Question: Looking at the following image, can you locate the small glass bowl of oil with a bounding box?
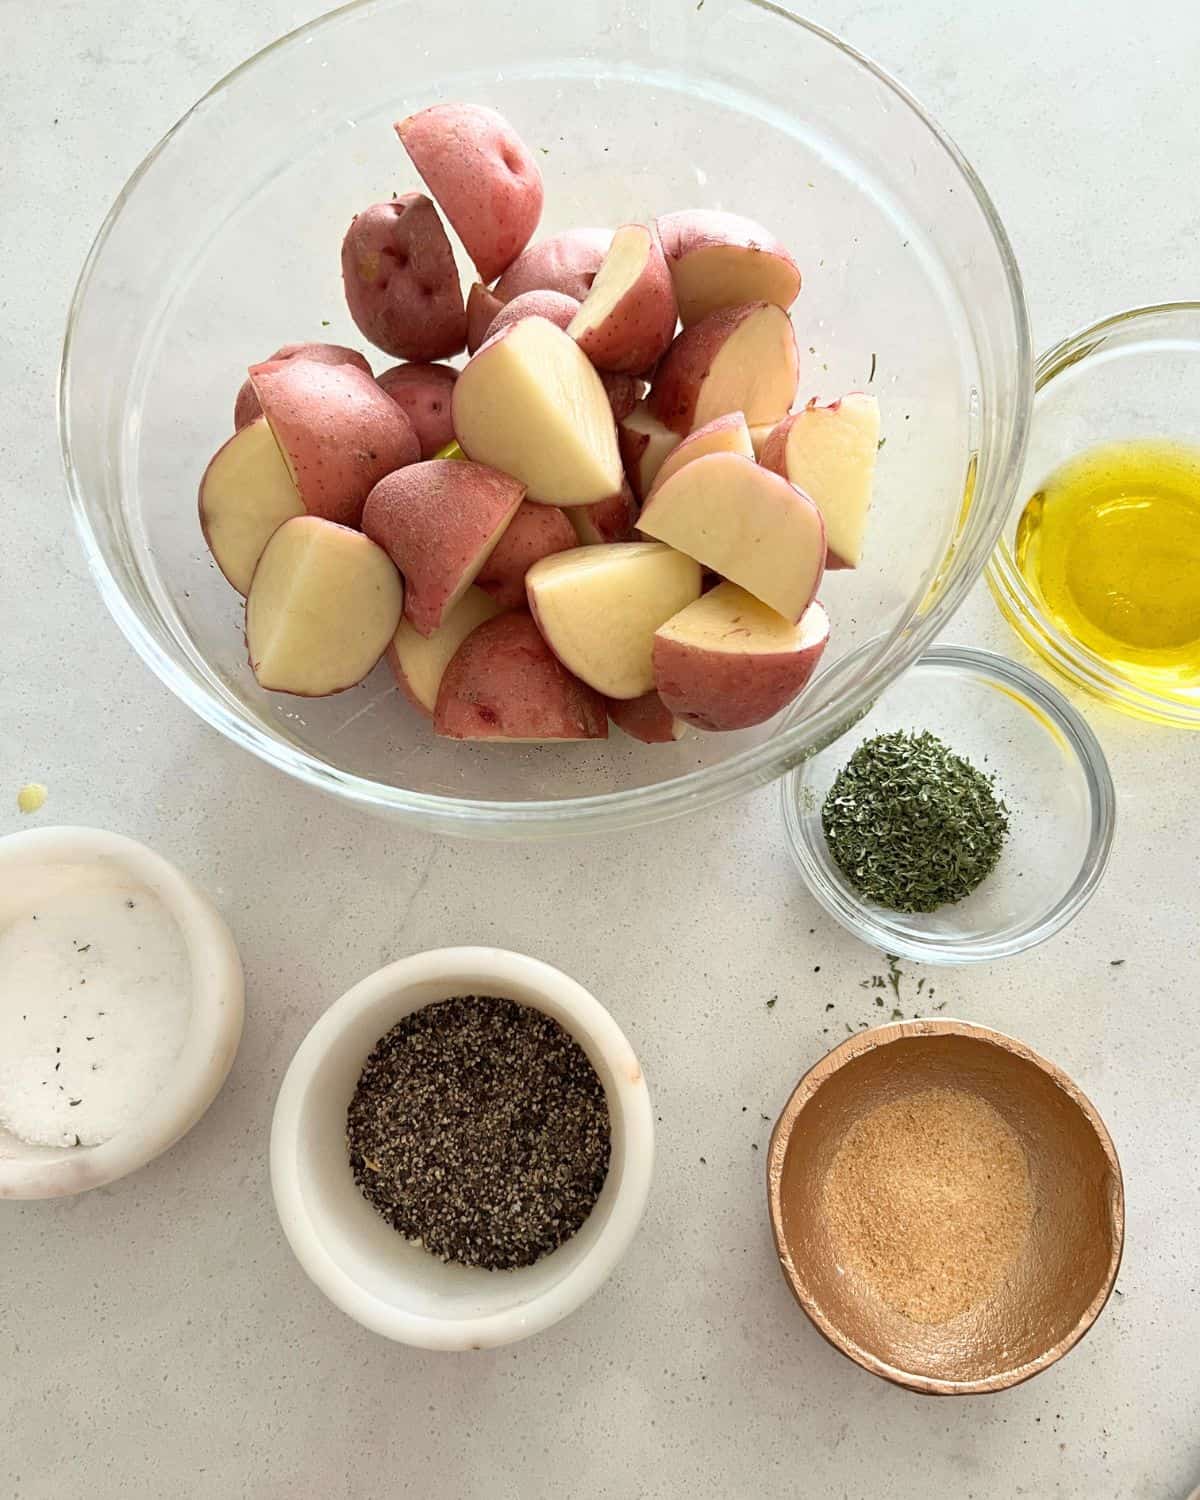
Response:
[988,302,1200,726]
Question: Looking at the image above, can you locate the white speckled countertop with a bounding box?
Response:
[3,2,1199,1495]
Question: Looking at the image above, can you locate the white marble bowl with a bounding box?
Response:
[0,827,244,1199]
[270,947,654,1349]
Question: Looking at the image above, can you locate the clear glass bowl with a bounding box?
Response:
[988,303,1200,727]
[781,645,1115,964]
[59,0,1031,838]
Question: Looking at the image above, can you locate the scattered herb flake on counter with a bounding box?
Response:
[346,995,610,1272]
[821,730,1009,912]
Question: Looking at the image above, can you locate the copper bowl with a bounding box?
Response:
[766,1019,1123,1395]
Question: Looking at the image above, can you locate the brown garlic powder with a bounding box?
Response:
[822,1086,1034,1325]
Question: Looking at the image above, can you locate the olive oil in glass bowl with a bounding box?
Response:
[989,303,1200,727]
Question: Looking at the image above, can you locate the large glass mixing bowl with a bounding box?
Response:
[60,0,1031,838]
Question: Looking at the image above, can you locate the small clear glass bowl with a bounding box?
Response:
[987,303,1200,727]
[781,645,1115,964]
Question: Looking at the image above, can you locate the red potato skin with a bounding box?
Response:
[760,408,855,569]
[362,459,525,637]
[600,373,644,423]
[341,195,466,362]
[652,605,830,731]
[434,612,608,741]
[571,225,678,373]
[656,209,802,323]
[606,691,684,743]
[376,363,458,458]
[234,343,371,430]
[476,501,577,609]
[396,104,544,283]
[494,227,612,303]
[569,480,638,545]
[484,289,580,340]
[647,410,751,496]
[648,301,794,434]
[249,359,419,528]
[466,283,505,354]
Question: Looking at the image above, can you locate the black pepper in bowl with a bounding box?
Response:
[346,994,611,1271]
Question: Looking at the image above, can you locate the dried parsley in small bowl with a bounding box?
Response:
[780,644,1115,964]
[821,730,1009,914]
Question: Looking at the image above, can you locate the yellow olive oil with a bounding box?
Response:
[1015,439,1200,688]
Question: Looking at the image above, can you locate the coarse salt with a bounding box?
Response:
[0,864,191,1148]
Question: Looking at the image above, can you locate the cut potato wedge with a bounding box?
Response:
[363,459,525,637]
[648,302,798,434]
[647,410,754,497]
[638,451,825,620]
[748,422,775,459]
[234,342,371,431]
[245,516,403,696]
[387,585,503,715]
[484,289,580,340]
[617,400,681,500]
[599,372,643,423]
[569,480,639,546]
[199,418,304,595]
[452,316,622,505]
[494,227,612,303]
[526,542,702,700]
[396,104,543,283]
[434,612,608,742]
[466,282,505,354]
[249,358,419,528]
[656,210,802,326]
[341,194,466,361]
[653,584,829,730]
[760,394,880,568]
[607,691,686,744]
[567,223,677,373]
[476,500,577,609]
[376,362,458,459]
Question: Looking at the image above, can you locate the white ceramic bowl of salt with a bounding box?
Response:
[0,826,243,1198]
[270,947,654,1350]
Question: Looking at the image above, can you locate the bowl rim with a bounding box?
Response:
[268,946,654,1349]
[987,300,1200,728]
[781,642,1116,964]
[59,0,1032,837]
[765,1017,1125,1396]
[0,826,244,1200]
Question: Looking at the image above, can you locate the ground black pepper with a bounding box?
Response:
[347,995,611,1271]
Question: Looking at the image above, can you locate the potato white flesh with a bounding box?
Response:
[748,423,775,459]
[648,302,798,434]
[760,394,880,568]
[647,411,753,497]
[387,585,503,715]
[452,317,622,505]
[199,418,304,595]
[617,400,681,500]
[638,451,825,620]
[526,542,701,700]
[246,516,403,696]
[653,584,830,730]
[657,210,802,326]
[566,223,677,373]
